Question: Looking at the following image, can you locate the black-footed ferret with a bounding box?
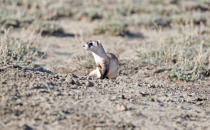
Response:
[83,40,119,79]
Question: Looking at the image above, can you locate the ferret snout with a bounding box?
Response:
[83,44,89,50]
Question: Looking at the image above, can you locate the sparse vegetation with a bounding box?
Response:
[0,17,20,28]
[31,20,64,36]
[138,27,210,81]
[93,21,128,36]
[74,8,103,21]
[0,30,45,67]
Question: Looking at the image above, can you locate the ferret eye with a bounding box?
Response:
[88,43,93,48]
[89,43,93,46]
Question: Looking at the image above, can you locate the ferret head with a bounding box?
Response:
[83,40,102,53]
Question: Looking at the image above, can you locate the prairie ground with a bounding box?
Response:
[0,0,210,129]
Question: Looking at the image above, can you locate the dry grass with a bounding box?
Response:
[0,29,45,67]
[93,20,128,36]
[1,0,209,29]
[138,25,210,81]
[31,20,64,36]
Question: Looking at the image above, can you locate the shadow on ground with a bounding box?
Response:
[126,31,145,39]
[43,32,76,38]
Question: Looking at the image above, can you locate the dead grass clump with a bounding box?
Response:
[1,0,24,6]
[0,7,37,28]
[48,7,74,20]
[93,21,128,36]
[0,9,20,28]
[128,14,171,28]
[170,13,207,26]
[148,17,171,28]
[0,17,20,28]
[139,28,210,81]
[1,0,49,8]
[31,20,64,36]
[0,30,45,67]
[74,8,103,21]
[113,4,137,16]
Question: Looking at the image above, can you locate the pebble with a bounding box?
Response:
[86,80,94,87]
[116,104,127,111]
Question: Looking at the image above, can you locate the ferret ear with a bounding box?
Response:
[96,40,101,46]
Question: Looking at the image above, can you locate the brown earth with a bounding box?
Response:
[0,58,210,130]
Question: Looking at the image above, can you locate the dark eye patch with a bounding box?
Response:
[88,43,93,47]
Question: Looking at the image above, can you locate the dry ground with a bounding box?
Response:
[0,60,210,130]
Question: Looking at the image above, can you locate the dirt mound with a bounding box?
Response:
[0,61,210,130]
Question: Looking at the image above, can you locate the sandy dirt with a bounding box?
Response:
[1,18,210,130]
[1,60,210,130]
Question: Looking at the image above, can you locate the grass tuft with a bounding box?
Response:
[93,21,128,36]
[0,30,46,67]
[31,20,64,36]
[139,29,210,81]
[74,8,103,21]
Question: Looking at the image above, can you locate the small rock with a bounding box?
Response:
[138,83,142,87]
[151,98,156,102]
[68,79,75,85]
[72,74,78,78]
[150,84,156,88]
[12,64,22,69]
[116,104,127,111]
[0,69,4,72]
[61,77,66,81]
[87,76,93,80]
[54,75,59,79]
[86,80,94,87]
[122,95,126,99]
[2,80,7,84]
[23,124,33,130]
[140,92,149,97]
[75,80,81,86]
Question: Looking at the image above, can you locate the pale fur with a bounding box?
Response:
[83,40,119,79]
[89,66,101,78]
